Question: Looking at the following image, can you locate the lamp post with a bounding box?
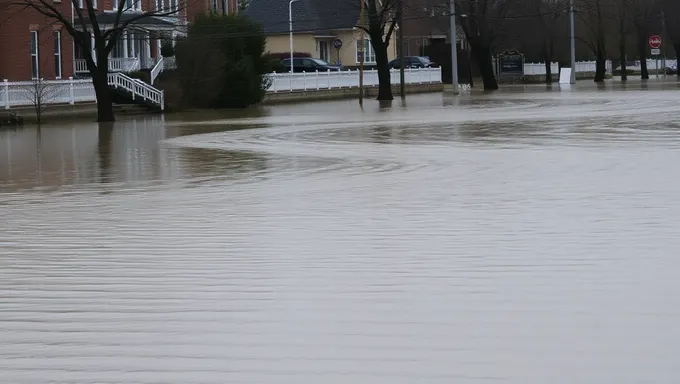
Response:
[450,0,459,94]
[569,0,576,84]
[289,0,299,74]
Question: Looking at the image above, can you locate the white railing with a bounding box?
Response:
[2,75,163,110]
[524,62,559,76]
[74,57,141,73]
[107,73,164,110]
[150,57,164,85]
[266,67,442,93]
[1,78,96,109]
[74,59,89,73]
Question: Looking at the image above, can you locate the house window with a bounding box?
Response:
[30,31,39,79]
[170,0,178,11]
[212,0,218,12]
[156,0,163,11]
[124,0,141,11]
[54,31,62,79]
[356,38,376,64]
[76,0,96,8]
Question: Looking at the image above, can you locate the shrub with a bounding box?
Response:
[161,40,175,57]
[175,13,270,108]
[125,70,150,83]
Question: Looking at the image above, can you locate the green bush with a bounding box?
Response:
[175,13,270,108]
[125,70,150,83]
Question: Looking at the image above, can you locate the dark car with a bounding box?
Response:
[389,56,437,69]
[282,58,342,72]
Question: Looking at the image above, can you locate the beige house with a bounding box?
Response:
[246,0,397,68]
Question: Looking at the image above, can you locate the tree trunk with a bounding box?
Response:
[639,35,649,79]
[620,41,627,81]
[92,68,115,122]
[675,43,680,77]
[371,36,393,101]
[544,58,552,84]
[595,55,606,82]
[594,38,606,82]
[472,43,498,90]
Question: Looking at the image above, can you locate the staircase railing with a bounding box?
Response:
[150,57,164,85]
[107,73,164,110]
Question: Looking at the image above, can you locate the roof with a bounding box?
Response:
[245,0,361,35]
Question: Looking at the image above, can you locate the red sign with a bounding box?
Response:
[649,35,662,49]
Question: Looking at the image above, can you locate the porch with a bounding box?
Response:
[74,13,180,77]
[74,30,165,75]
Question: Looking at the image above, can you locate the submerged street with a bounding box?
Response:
[2,81,680,383]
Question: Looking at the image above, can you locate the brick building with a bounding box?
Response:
[0,0,238,81]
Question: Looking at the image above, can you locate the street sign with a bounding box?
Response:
[499,49,524,76]
[651,48,661,56]
[649,35,662,49]
[332,39,343,50]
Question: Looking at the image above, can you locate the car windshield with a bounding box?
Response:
[311,59,331,66]
[417,57,431,63]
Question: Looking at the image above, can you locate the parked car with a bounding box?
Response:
[389,56,437,69]
[281,58,341,72]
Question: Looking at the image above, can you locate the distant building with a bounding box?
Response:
[0,0,238,81]
[245,0,397,68]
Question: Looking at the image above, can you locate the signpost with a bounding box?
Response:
[498,49,524,83]
[649,35,662,78]
[332,39,343,66]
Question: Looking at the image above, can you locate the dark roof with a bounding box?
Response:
[87,12,176,28]
[245,0,360,35]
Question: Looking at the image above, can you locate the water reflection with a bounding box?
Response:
[0,116,270,192]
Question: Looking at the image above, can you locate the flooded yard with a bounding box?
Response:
[2,81,680,383]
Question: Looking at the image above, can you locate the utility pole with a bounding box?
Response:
[359,0,365,105]
[398,0,405,99]
[449,0,459,94]
[289,0,299,74]
[569,0,576,84]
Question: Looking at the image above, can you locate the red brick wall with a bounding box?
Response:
[0,0,230,80]
[0,3,75,81]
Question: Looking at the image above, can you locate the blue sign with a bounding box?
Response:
[499,50,524,75]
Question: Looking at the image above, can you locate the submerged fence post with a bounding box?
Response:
[3,79,9,109]
[69,77,75,105]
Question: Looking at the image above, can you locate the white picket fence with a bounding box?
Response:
[523,62,560,75]
[266,67,442,92]
[1,78,96,109]
[1,74,164,110]
[615,59,677,71]
[521,61,613,76]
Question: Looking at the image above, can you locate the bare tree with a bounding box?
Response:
[629,0,662,79]
[358,0,401,100]
[7,0,185,122]
[576,0,612,82]
[455,0,513,90]
[661,0,679,76]
[525,0,569,83]
[21,78,62,124]
[613,0,631,81]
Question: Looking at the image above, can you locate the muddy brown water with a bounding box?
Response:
[2,82,680,383]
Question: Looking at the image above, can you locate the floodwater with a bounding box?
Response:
[2,80,680,383]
